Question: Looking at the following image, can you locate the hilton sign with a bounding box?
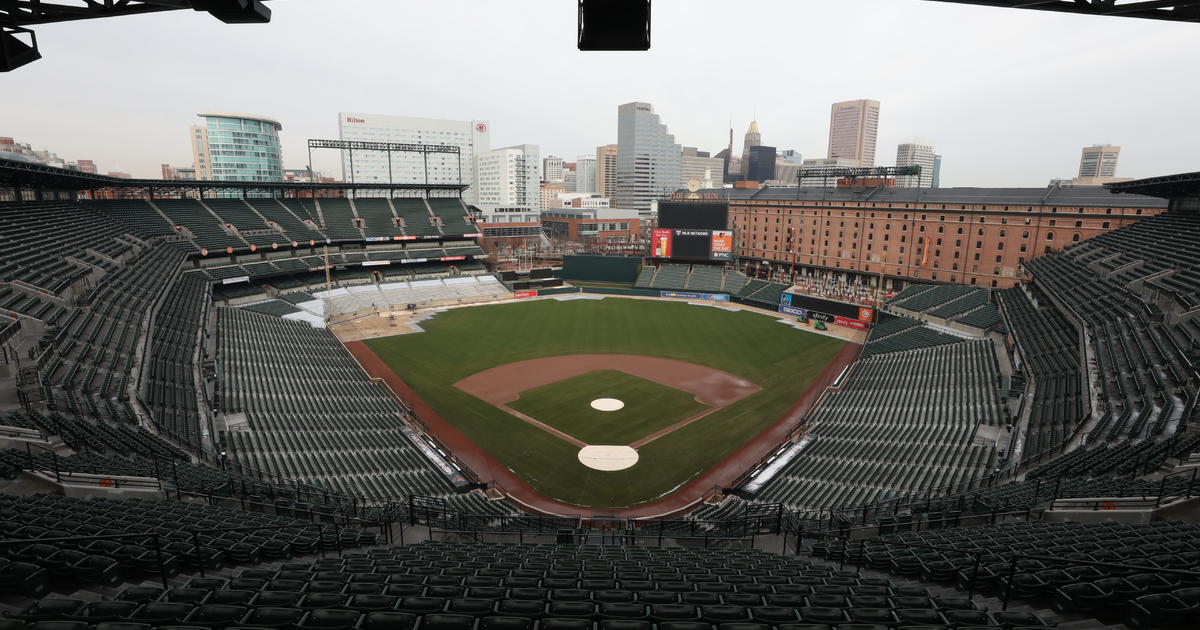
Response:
[345,117,365,123]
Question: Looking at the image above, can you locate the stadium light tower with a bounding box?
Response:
[0,0,271,71]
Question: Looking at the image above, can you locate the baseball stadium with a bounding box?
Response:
[2,2,1200,629]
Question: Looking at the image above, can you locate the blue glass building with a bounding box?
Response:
[191,112,283,183]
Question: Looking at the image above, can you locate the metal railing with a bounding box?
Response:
[408,494,784,547]
[0,532,173,590]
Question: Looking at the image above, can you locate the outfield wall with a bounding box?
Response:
[560,255,642,283]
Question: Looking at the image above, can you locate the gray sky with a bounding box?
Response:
[3,0,1198,186]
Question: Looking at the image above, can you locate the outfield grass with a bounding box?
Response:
[365,298,844,508]
[508,369,708,445]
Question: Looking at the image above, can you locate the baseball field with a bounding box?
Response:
[364,297,845,508]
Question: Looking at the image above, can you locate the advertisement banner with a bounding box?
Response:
[651,229,673,258]
[858,307,875,323]
[835,316,869,331]
[808,311,835,323]
[392,235,417,241]
[779,304,807,317]
[514,290,538,299]
[400,258,428,264]
[711,230,733,260]
[660,291,730,302]
[440,256,466,262]
[221,276,250,285]
[364,236,391,242]
[463,232,483,238]
[362,261,390,267]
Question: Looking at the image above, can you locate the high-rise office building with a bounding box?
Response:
[615,102,681,211]
[932,155,942,188]
[827,99,880,167]
[595,144,618,200]
[1079,144,1120,179]
[563,163,577,191]
[740,120,761,175]
[745,145,777,182]
[543,155,564,182]
[476,144,540,212]
[895,143,936,188]
[574,156,596,193]
[680,147,723,189]
[190,112,283,182]
[337,112,489,203]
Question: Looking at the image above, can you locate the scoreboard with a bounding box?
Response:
[651,229,734,262]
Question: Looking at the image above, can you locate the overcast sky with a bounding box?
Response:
[3,0,1198,186]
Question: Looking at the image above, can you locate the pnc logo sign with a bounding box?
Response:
[345,116,365,123]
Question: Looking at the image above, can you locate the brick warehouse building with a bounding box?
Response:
[669,185,1168,290]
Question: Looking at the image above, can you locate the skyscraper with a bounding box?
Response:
[595,144,618,200]
[1079,144,1120,178]
[614,102,681,211]
[575,156,596,193]
[543,155,564,182]
[745,145,777,182]
[895,143,936,188]
[740,120,761,175]
[932,155,942,188]
[827,99,880,167]
[476,144,540,211]
[191,112,283,182]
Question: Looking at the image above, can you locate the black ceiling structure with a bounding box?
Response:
[1106,171,1200,199]
[0,157,467,197]
[927,0,1200,22]
[1,0,271,70]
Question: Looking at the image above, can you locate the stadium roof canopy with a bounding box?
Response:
[669,185,1170,208]
[926,0,1200,22]
[0,157,467,195]
[1106,171,1200,199]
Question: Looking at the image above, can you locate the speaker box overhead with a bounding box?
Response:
[191,0,272,24]
[0,29,41,73]
[578,0,651,51]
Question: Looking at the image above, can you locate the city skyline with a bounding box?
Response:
[2,0,1197,186]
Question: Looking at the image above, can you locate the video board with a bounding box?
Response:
[651,229,734,262]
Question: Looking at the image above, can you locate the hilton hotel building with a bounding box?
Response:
[338,113,490,204]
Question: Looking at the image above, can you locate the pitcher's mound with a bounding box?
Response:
[578,445,639,471]
[590,398,625,411]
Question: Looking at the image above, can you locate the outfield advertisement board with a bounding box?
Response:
[780,292,875,323]
[514,290,538,298]
[835,316,869,330]
[660,291,730,302]
[779,304,807,317]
